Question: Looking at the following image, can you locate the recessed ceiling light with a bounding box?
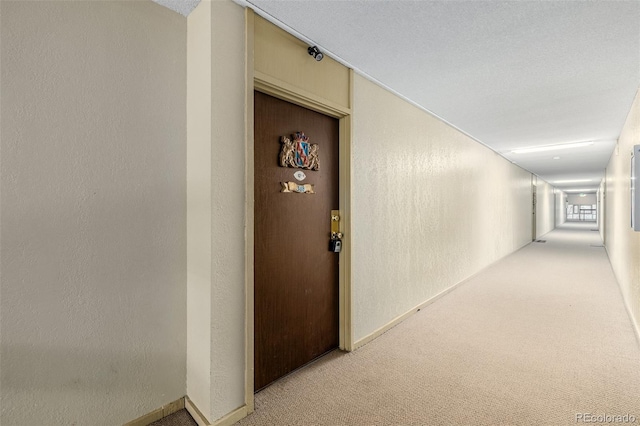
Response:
[511,141,594,154]
[553,179,593,184]
[553,156,560,160]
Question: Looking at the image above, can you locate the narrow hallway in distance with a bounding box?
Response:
[234,222,640,426]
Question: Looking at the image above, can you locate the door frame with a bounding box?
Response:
[244,10,354,412]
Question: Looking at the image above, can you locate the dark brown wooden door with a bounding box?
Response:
[254,91,339,391]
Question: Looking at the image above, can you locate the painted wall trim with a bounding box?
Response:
[254,71,351,118]
[353,283,458,350]
[123,397,185,426]
[338,69,355,352]
[353,242,531,350]
[243,6,256,416]
[250,79,354,353]
[123,396,250,426]
[626,298,640,347]
[185,398,248,426]
[604,247,640,347]
[185,397,208,426]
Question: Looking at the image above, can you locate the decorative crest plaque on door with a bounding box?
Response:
[279,132,319,170]
[281,182,315,194]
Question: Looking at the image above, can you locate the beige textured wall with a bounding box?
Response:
[208,0,246,420]
[604,88,640,337]
[351,75,532,342]
[535,179,556,238]
[0,1,187,425]
[187,0,213,418]
[254,15,350,110]
[186,0,247,422]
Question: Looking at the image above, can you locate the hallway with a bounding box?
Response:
[231,223,640,425]
[3,2,640,424]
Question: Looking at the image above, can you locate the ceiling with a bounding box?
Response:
[152,0,199,16]
[156,0,640,193]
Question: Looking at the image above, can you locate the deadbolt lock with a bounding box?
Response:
[330,210,341,234]
[329,210,343,253]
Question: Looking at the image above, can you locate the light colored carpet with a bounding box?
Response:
[149,409,197,426]
[235,222,640,425]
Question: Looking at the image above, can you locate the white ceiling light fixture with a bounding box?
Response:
[564,188,598,192]
[553,179,593,184]
[511,141,594,154]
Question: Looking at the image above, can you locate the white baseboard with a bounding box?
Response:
[185,397,248,426]
[185,397,210,426]
[628,308,640,347]
[353,243,531,350]
[353,280,460,350]
[604,246,640,348]
[124,397,185,426]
